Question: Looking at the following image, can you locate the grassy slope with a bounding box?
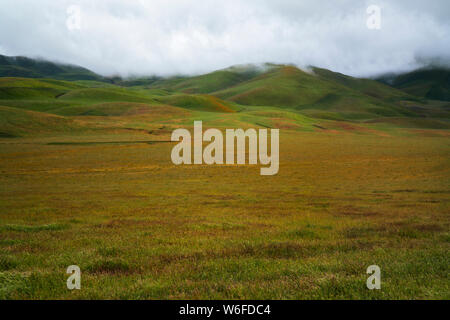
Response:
[212,66,334,106]
[157,94,239,113]
[150,65,262,94]
[377,67,450,101]
[56,87,156,104]
[0,105,80,137]
[311,67,413,102]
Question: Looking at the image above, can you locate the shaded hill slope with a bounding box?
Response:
[0,54,103,81]
[377,67,450,101]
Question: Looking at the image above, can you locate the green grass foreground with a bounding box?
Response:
[0,130,448,299]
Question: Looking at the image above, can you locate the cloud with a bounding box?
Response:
[0,0,449,77]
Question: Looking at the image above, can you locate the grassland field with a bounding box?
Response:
[0,66,449,299]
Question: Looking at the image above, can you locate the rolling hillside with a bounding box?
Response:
[0,58,449,138]
[151,64,440,121]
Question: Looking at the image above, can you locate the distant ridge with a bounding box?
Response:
[0,54,103,81]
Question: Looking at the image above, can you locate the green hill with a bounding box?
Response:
[0,54,103,81]
[212,65,326,106]
[150,64,264,93]
[178,64,420,120]
[377,67,450,101]
[311,67,412,101]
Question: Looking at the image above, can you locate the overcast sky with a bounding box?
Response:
[0,0,449,77]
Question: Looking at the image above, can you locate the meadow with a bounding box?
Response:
[0,64,449,299]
